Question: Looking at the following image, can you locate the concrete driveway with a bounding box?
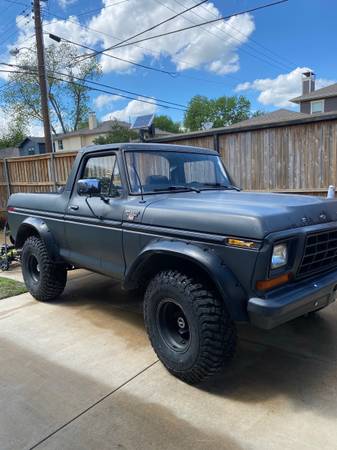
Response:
[1,269,337,450]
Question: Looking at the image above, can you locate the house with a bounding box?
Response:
[18,137,46,156]
[0,147,20,159]
[52,112,131,152]
[291,71,337,114]
[53,112,174,152]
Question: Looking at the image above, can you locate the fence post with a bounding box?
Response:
[3,158,11,198]
[50,152,57,190]
[213,133,219,153]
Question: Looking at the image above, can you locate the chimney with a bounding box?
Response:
[88,111,97,130]
[302,71,315,95]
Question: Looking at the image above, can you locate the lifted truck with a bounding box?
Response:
[7,143,337,384]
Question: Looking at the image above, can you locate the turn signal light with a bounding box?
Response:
[227,238,258,249]
[256,272,292,291]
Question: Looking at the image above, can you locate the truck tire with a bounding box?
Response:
[21,236,67,302]
[144,270,237,384]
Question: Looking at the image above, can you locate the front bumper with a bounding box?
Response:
[248,269,337,329]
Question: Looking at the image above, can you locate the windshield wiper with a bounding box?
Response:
[200,183,241,192]
[153,185,200,193]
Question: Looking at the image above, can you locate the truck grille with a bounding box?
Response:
[298,229,337,277]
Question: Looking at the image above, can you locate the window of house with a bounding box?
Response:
[28,147,35,155]
[82,154,121,196]
[58,139,64,150]
[311,100,324,114]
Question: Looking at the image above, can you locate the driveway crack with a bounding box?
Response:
[29,359,159,450]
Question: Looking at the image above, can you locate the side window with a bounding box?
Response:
[82,154,121,196]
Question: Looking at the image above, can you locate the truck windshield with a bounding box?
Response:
[125,150,233,194]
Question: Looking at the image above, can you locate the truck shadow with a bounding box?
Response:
[58,272,337,418]
[0,337,242,450]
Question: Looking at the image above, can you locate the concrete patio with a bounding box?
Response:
[1,267,337,449]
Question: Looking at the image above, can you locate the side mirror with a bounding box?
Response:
[77,179,101,197]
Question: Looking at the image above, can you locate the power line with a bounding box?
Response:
[192,0,298,68]
[0,66,187,111]
[171,0,294,70]
[45,30,177,77]
[50,0,208,64]
[89,1,288,55]
[0,8,31,50]
[76,0,131,17]
[43,9,245,85]
[107,0,208,51]
[160,0,293,73]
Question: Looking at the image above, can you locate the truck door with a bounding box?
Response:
[64,152,124,277]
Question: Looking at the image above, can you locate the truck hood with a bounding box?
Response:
[142,191,337,239]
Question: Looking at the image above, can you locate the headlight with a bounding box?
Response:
[271,243,288,269]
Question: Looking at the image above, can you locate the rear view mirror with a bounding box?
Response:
[77,179,101,196]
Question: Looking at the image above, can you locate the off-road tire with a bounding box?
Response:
[144,270,237,384]
[21,236,67,302]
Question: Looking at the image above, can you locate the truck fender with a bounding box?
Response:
[15,217,61,261]
[124,239,248,321]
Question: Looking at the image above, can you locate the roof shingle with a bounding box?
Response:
[290,83,337,103]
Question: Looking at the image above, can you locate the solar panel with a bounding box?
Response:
[131,114,154,129]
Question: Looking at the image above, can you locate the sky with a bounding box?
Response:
[0,0,337,134]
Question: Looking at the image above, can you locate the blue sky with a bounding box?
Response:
[0,0,336,130]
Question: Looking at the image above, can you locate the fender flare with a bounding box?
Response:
[124,239,248,321]
[15,217,61,261]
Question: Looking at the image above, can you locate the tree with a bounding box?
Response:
[251,110,265,118]
[0,116,26,149]
[1,43,101,134]
[183,95,251,131]
[153,115,181,133]
[93,120,138,144]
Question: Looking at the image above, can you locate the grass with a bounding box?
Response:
[0,277,27,299]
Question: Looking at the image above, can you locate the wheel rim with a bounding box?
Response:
[157,299,191,352]
[28,255,40,283]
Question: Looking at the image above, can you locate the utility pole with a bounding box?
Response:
[33,0,53,153]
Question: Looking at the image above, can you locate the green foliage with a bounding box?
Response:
[251,110,265,118]
[0,277,27,299]
[93,120,138,144]
[1,43,101,134]
[153,115,181,133]
[183,95,252,131]
[0,117,26,149]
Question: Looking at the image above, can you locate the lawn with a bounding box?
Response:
[0,277,27,299]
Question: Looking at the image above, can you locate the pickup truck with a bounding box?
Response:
[7,143,337,384]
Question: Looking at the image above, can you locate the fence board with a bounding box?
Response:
[0,151,77,213]
[2,119,337,216]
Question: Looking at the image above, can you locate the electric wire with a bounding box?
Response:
[87,1,289,54]
[164,0,294,72]
[0,67,187,111]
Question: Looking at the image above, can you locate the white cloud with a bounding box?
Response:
[102,97,157,122]
[58,0,78,9]
[235,67,336,108]
[94,94,121,109]
[39,0,255,75]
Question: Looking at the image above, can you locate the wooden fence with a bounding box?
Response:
[162,119,337,196]
[2,118,336,215]
[0,151,77,214]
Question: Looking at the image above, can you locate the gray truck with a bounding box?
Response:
[7,143,337,384]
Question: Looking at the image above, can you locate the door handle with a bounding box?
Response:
[69,205,79,210]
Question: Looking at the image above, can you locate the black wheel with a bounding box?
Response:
[144,270,237,384]
[21,236,67,302]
